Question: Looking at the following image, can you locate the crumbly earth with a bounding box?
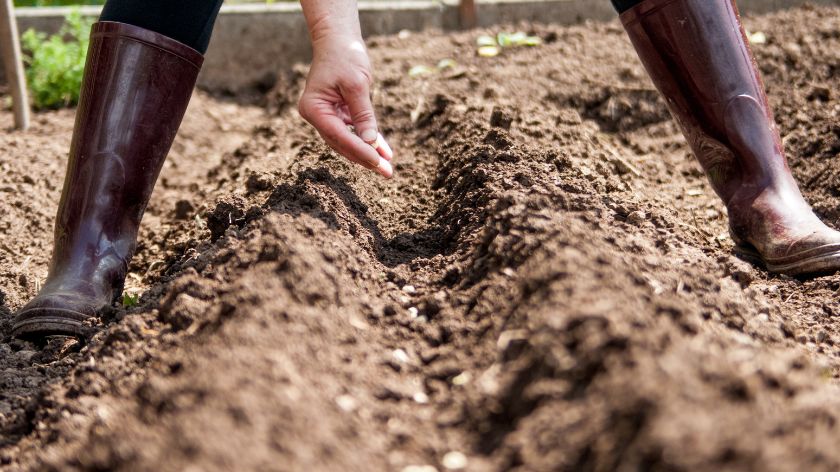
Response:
[2,5,840,471]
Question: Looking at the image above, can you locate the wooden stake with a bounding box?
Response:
[0,0,30,131]
[458,0,477,30]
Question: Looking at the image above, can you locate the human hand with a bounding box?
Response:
[298,32,394,178]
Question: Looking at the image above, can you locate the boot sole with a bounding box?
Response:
[734,243,840,277]
[12,309,96,342]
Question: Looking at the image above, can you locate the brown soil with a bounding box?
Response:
[2,5,840,471]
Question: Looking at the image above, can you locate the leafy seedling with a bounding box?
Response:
[476,35,497,47]
[478,46,501,57]
[409,65,436,77]
[437,59,457,70]
[476,31,542,57]
[122,293,140,308]
[21,10,93,109]
[497,31,526,47]
[408,59,459,77]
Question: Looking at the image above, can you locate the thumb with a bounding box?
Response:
[342,79,379,144]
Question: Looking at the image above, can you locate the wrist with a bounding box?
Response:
[310,33,368,64]
[306,12,362,46]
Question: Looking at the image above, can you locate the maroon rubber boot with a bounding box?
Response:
[12,22,203,340]
[621,0,840,276]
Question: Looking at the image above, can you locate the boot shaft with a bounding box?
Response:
[51,22,203,278]
[621,0,790,202]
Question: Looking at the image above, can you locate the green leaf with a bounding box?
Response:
[477,46,501,57]
[20,8,93,109]
[122,293,140,308]
[436,59,457,70]
[476,35,497,47]
[408,65,435,77]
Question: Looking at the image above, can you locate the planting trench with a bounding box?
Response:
[2,5,840,471]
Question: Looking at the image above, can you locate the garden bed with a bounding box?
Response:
[2,5,840,470]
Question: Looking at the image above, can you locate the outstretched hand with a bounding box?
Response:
[298,33,394,178]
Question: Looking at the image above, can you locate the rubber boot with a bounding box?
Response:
[12,22,202,340]
[621,0,840,276]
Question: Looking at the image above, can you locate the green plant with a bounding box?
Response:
[122,292,140,308]
[21,10,93,109]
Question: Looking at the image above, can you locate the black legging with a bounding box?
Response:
[100,0,642,55]
[611,0,645,13]
[100,0,223,54]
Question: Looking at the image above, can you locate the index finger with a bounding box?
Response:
[303,99,393,178]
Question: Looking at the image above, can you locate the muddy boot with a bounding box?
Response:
[621,0,840,276]
[12,22,202,340]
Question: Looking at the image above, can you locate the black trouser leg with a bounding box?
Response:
[612,0,645,13]
[100,0,223,53]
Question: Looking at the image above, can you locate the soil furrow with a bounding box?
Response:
[2,6,840,471]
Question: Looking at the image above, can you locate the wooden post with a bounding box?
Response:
[0,0,30,131]
[458,0,477,30]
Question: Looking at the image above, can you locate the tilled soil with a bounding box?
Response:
[2,5,840,471]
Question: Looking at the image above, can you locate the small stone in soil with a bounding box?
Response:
[442,451,468,470]
[335,395,357,412]
[627,210,646,226]
[393,349,410,363]
[451,372,471,386]
[413,392,429,404]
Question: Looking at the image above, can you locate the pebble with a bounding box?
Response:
[403,285,417,295]
[749,31,767,44]
[393,349,410,364]
[335,395,358,412]
[413,392,429,404]
[452,372,471,386]
[442,451,468,470]
[627,210,646,226]
[408,307,419,318]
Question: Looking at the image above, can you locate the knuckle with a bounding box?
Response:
[342,72,371,93]
[353,108,376,124]
[345,80,367,94]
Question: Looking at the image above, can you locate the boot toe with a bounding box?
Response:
[736,228,840,276]
[12,292,101,341]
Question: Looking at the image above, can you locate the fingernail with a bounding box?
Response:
[361,129,378,143]
[377,157,393,178]
[378,134,394,160]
